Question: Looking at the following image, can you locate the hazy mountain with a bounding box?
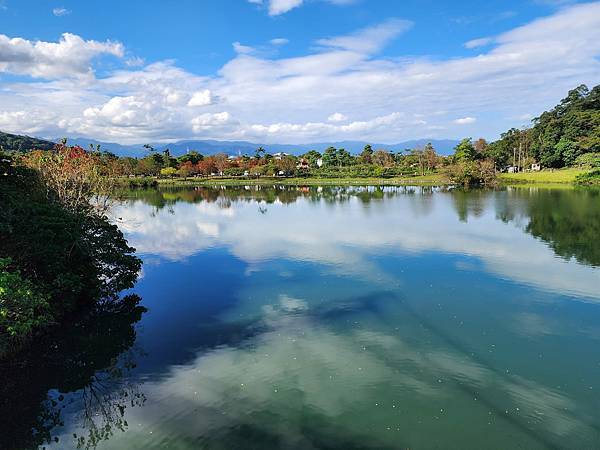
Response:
[2,131,459,157]
[64,137,461,157]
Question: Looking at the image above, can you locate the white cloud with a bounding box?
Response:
[249,0,356,16]
[0,32,123,78]
[191,111,235,133]
[187,89,213,107]
[453,117,476,125]
[1,3,600,143]
[270,37,289,45]
[464,37,493,49]
[125,56,145,67]
[316,18,412,54]
[268,0,303,15]
[52,7,70,16]
[327,112,347,122]
[232,41,254,54]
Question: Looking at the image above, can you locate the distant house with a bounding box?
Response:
[316,158,323,168]
[531,163,541,171]
[507,166,518,173]
[297,158,310,170]
[273,152,290,160]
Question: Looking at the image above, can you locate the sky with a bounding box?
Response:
[0,0,599,145]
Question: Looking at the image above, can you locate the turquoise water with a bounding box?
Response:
[2,186,600,449]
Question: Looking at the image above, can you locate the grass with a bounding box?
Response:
[121,173,449,187]
[499,167,589,184]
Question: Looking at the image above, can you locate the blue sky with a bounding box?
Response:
[0,0,599,144]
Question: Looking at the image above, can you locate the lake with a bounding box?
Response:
[2,185,600,449]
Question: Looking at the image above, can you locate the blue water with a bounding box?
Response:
[5,185,600,449]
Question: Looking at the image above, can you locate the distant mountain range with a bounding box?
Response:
[66,137,461,157]
[1,131,460,157]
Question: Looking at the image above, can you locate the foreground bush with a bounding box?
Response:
[0,150,141,357]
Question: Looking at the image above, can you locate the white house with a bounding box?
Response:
[273,152,290,160]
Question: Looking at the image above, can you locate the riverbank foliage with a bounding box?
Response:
[0,147,141,358]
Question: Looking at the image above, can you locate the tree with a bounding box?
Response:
[22,145,116,214]
[322,147,338,167]
[423,143,438,172]
[213,153,229,174]
[453,138,477,161]
[177,151,203,165]
[337,148,354,167]
[473,138,488,155]
[524,83,600,167]
[302,150,322,168]
[445,159,497,186]
[255,147,266,159]
[372,150,394,167]
[177,161,197,178]
[276,155,297,175]
[160,167,177,178]
[359,145,374,164]
[197,158,217,176]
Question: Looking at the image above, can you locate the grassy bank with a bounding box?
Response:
[119,168,599,189]
[499,168,590,184]
[119,173,449,187]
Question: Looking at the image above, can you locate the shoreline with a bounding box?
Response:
[115,168,596,188]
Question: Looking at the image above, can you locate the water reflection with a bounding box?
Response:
[115,185,600,298]
[0,295,146,450]
[6,185,600,449]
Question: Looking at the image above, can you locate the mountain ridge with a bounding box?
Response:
[65,137,461,157]
[1,131,460,157]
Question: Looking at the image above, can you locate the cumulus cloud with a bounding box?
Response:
[191,111,235,133]
[0,32,123,78]
[187,89,213,107]
[1,3,600,143]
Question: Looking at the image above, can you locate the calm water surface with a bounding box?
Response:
[2,185,600,449]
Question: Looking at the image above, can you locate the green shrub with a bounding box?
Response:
[0,258,52,355]
[575,168,600,185]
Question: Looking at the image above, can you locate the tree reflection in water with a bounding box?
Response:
[0,295,146,450]
[120,184,600,268]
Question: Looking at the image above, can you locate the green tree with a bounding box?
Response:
[453,138,477,161]
[359,144,374,164]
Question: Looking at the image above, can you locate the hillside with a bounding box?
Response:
[0,131,54,152]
